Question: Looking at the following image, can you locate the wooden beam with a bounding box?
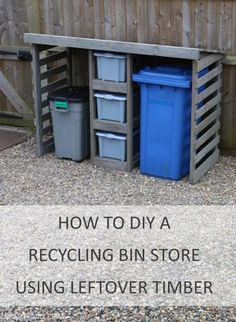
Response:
[0,71,33,116]
[93,119,127,134]
[92,79,127,93]
[0,45,32,53]
[24,33,201,60]
[222,55,236,65]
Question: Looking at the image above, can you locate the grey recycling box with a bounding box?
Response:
[95,92,127,123]
[94,52,126,82]
[94,92,140,123]
[48,86,89,161]
[96,130,140,162]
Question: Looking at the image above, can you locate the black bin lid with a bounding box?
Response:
[48,86,89,102]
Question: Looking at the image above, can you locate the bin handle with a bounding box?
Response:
[55,100,69,112]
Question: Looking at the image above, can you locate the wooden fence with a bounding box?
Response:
[0,0,235,153]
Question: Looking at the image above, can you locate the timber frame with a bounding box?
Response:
[24,33,223,184]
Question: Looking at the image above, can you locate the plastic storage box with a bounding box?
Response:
[48,86,89,161]
[95,92,127,123]
[96,130,139,162]
[94,91,139,123]
[94,52,126,82]
[132,66,192,180]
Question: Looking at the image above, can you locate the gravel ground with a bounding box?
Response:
[0,138,235,321]
[0,306,235,322]
[0,138,235,205]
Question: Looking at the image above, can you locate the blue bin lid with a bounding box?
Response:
[132,66,192,88]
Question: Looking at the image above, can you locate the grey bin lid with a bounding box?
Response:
[48,86,89,103]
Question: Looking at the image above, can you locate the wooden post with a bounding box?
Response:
[189,60,198,184]
[88,50,96,162]
[126,54,133,171]
[32,44,44,156]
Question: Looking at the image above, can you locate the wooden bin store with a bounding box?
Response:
[24,33,223,184]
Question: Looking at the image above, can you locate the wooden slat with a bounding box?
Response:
[43,136,54,145]
[67,48,73,86]
[94,156,127,171]
[182,0,195,47]
[191,149,219,184]
[41,99,49,108]
[207,0,219,50]
[159,0,171,45]
[137,0,148,43]
[42,124,53,135]
[115,0,127,41]
[195,135,220,164]
[72,0,83,37]
[94,0,105,39]
[83,0,94,38]
[196,93,222,118]
[0,54,18,61]
[63,0,74,36]
[147,0,160,44]
[196,109,220,135]
[93,119,127,134]
[38,45,57,52]
[104,0,116,40]
[196,79,222,104]
[39,50,67,66]
[171,0,183,47]
[40,64,67,80]
[126,0,138,42]
[52,0,65,36]
[92,79,127,94]
[40,77,67,94]
[195,122,220,150]
[43,136,54,154]
[197,65,222,88]
[0,45,32,53]
[195,0,207,49]
[197,54,222,72]
[26,0,40,34]
[219,0,232,53]
[42,111,52,122]
[24,34,201,60]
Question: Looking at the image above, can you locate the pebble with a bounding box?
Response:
[0,138,235,205]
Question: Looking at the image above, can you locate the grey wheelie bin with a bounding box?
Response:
[48,86,89,161]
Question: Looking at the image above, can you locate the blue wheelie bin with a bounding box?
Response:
[132,66,193,180]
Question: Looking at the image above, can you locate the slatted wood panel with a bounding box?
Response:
[190,54,223,184]
[31,44,69,156]
[32,0,236,55]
